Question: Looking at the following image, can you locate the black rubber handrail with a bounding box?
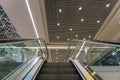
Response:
[0,39,33,43]
[71,39,120,46]
[89,39,120,45]
[0,38,41,43]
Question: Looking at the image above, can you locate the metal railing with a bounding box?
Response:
[67,39,120,80]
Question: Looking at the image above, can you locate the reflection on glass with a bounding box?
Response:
[69,40,120,80]
[71,41,120,66]
[0,39,47,79]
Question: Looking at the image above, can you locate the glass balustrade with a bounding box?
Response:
[68,40,120,80]
[0,39,47,80]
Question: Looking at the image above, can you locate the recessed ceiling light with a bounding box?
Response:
[97,20,100,23]
[67,38,70,41]
[75,34,78,37]
[69,28,72,31]
[59,9,62,12]
[106,4,110,7]
[57,23,60,26]
[79,7,82,10]
[88,35,91,38]
[57,36,60,39]
[81,19,84,22]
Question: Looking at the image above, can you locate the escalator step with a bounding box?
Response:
[36,74,81,80]
[35,62,83,80]
[36,74,57,80]
[40,68,77,74]
[58,74,81,80]
[43,63,73,68]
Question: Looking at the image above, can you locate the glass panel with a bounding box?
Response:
[67,40,83,59]
[76,41,120,66]
[70,40,120,79]
[0,39,47,79]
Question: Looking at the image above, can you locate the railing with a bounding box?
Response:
[68,39,120,80]
[0,38,48,80]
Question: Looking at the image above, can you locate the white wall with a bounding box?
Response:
[94,1,120,41]
[91,66,120,80]
[0,0,46,39]
[27,0,46,39]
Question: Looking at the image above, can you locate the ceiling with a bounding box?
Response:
[0,0,119,62]
[50,49,68,62]
[44,0,118,62]
[45,0,118,43]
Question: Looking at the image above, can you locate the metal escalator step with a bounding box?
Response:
[43,63,73,68]
[58,74,81,80]
[40,68,77,74]
[36,74,57,80]
[44,62,73,65]
[35,62,83,80]
[36,74,81,80]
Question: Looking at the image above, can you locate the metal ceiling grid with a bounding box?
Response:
[45,0,117,42]
[50,49,67,62]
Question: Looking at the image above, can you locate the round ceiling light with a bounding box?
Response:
[59,9,62,12]
[79,7,82,10]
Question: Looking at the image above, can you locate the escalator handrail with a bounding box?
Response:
[71,39,120,47]
[38,39,49,60]
[70,58,103,80]
[67,39,119,80]
[0,38,43,43]
[0,38,48,80]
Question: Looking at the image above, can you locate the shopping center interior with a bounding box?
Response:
[0,0,120,80]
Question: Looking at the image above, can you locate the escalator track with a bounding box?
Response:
[35,62,83,80]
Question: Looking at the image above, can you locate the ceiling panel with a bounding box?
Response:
[45,0,118,42]
[50,49,68,62]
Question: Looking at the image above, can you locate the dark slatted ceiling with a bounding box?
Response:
[45,0,117,42]
[50,49,68,62]
[45,0,117,62]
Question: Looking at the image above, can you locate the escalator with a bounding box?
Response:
[35,62,83,80]
[0,39,49,80]
[0,39,107,80]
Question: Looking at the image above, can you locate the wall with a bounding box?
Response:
[91,66,120,80]
[0,0,46,39]
[94,1,120,41]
